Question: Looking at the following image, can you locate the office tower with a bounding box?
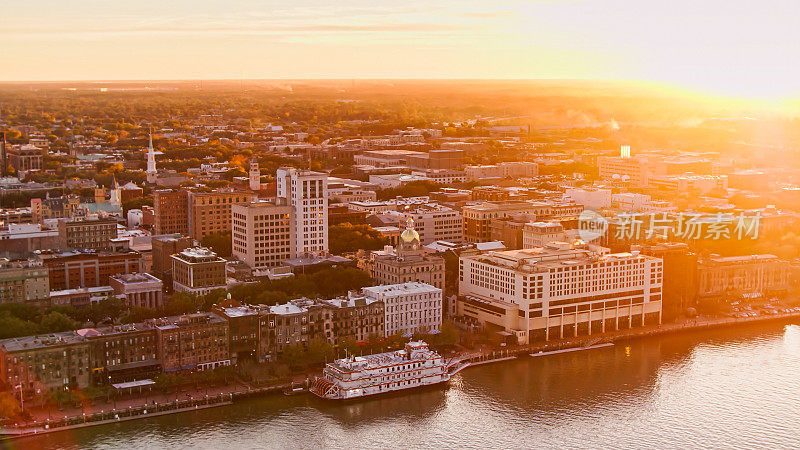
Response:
[276,167,328,256]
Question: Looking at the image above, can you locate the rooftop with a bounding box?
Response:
[363,282,441,297]
[76,322,155,338]
[463,244,653,272]
[173,247,223,263]
[0,332,87,352]
[109,272,162,284]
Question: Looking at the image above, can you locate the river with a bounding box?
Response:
[16,321,800,449]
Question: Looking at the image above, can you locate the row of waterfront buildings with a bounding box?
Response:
[0,279,443,395]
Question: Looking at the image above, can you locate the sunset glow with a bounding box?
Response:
[3,0,800,98]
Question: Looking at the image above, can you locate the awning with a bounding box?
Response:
[108,360,161,372]
[112,379,155,390]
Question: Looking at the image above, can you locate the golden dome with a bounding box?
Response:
[400,217,420,243]
[401,228,420,243]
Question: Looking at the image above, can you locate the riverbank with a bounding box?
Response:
[4,309,799,440]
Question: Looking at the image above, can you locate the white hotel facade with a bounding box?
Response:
[458,242,663,344]
[363,282,443,338]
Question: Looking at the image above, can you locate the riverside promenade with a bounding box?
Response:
[1,377,309,439]
[4,310,800,439]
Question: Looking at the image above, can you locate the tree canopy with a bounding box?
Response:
[328,223,388,255]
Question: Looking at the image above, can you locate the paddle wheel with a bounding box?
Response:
[310,377,339,399]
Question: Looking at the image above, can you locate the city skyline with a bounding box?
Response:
[4,0,800,98]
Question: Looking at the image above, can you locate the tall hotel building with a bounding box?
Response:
[458,242,663,344]
[276,167,328,256]
[232,200,295,272]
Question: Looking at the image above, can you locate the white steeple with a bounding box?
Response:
[109,176,121,206]
[146,130,157,184]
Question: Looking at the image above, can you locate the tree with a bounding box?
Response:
[280,344,306,370]
[328,223,388,255]
[339,337,360,357]
[387,332,406,349]
[0,303,41,323]
[163,293,203,316]
[96,296,127,324]
[439,321,459,347]
[41,312,79,333]
[0,392,20,419]
[311,267,373,298]
[306,339,334,364]
[0,313,40,339]
[200,231,232,257]
[120,306,159,324]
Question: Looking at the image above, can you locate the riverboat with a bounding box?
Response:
[310,341,468,400]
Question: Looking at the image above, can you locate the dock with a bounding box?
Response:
[530,343,614,357]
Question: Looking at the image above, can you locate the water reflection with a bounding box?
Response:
[16,321,800,450]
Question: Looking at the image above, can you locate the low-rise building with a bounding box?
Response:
[0,223,61,254]
[522,222,566,248]
[49,286,115,308]
[0,257,49,306]
[40,249,144,291]
[363,282,443,338]
[150,234,194,284]
[109,273,164,309]
[365,218,445,291]
[0,332,90,394]
[153,312,230,372]
[697,254,789,301]
[77,323,160,385]
[57,217,118,251]
[387,204,463,245]
[464,162,538,181]
[171,247,227,296]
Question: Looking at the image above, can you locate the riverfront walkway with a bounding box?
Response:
[4,310,799,439]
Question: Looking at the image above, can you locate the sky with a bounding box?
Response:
[3,0,800,97]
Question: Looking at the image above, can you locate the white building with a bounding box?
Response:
[565,188,612,210]
[277,167,328,256]
[522,222,566,248]
[362,282,443,338]
[458,242,663,344]
[109,272,164,309]
[410,169,467,185]
[231,200,295,273]
[368,173,430,189]
[611,193,652,212]
[127,208,143,229]
[329,189,377,204]
[464,162,538,181]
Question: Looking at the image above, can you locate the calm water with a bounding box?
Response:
[13,321,800,449]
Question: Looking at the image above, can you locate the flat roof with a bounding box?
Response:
[0,332,86,352]
[363,282,441,296]
[112,379,155,390]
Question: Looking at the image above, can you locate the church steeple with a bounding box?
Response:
[109,175,121,206]
[146,128,158,184]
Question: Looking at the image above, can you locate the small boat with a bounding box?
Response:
[283,386,306,396]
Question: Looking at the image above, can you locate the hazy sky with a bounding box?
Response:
[3,0,799,97]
